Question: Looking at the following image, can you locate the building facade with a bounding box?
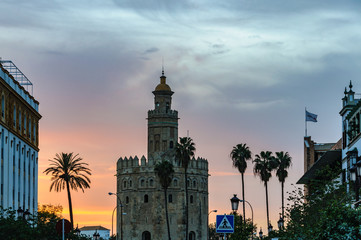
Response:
[0,60,41,215]
[297,136,341,189]
[116,71,209,240]
[339,81,361,205]
[79,225,110,240]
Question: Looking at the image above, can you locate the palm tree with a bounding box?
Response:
[43,152,91,229]
[155,160,174,240]
[275,151,292,219]
[253,151,277,231]
[175,137,196,240]
[230,143,252,224]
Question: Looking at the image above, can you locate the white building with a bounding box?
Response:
[79,226,110,240]
[339,81,361,204]
[0,60,41,216]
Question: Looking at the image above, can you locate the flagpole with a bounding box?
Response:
[305,107,307,137]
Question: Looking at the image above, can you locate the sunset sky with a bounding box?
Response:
[2,0,361,233]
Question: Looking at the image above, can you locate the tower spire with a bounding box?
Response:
[162,57,164,76]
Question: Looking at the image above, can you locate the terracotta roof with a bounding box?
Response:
[79,226,109,231]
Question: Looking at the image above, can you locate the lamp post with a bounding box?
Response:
[208,210,217,240]
[277,213,284,230]
[268,223,273,234]
[74,224,80,236]
[350,160,361,208]
[24,209,30,221]
[109,192,124,240]
[230,194,254,239]
[259,228,263,239]
[17,207,30,221]
[17,207,24,219]
[93,230,100,240]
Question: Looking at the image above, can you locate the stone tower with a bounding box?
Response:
[116,71,209,240]
[147,70,178,160]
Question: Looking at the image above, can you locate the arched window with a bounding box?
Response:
[173,179,178,187]
[193,180,197,188]
[28,118,31,138]
[169,141,174,149]
[190,195,194,204]
[24,115,26,134]
[13,105,16,127]
[126,196,129,204]
[166,102,170,112]
[129,179,132,188]
[142,231,151,240]
[168,194,172,203]
[18,109,21,131]
[189,231,196,240]
[1,95,5,118]
[140,179,145,187]
[187,179,190,188]
[144,194,148,203]
[149,179,154,187]
[123,180,127,189]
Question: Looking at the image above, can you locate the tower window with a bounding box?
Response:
[149,179,154,187]
[168,194,173,203]
[170,141,174,149]
[162,141,167,151]
[149,141,153,151]
[141,179,145,187]
[190,195,194,204]
[156,102,160,108]
[144,194,149,203]
[166,102,170,112]
[126,196,129,204]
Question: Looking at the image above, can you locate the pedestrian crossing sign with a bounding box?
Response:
[216,214,234,233]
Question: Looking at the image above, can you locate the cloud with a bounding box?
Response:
[143,47,159,54]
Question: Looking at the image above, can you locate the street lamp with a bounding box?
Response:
[268,223,273,233]
[17,207,30,221]
[17,207,24,219]
[24,209,30,221]
[109,192,124,240]
[74,224,80,236]
[93,230,100,240]
[277,213,284,230]
[259,228,263,239]
[230,194,254,238]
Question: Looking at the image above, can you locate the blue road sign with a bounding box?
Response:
[216,214,234,233]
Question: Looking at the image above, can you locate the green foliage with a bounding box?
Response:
[230,143,252,174]
[175,137,196,170]
[209,212,256,240]
[0,205,91,240]
[44,152,92,228]
[283,167,361,240]
[253,151,277,184]
[154,160,174,189]
[274,151,292,183]
[228,212,256,240]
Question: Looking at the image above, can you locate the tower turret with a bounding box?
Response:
[147,71,178,160]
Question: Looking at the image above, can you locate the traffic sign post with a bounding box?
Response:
[216,214,234,239]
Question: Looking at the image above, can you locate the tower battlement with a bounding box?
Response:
[148,109,178,117]
[117,155,208,172]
